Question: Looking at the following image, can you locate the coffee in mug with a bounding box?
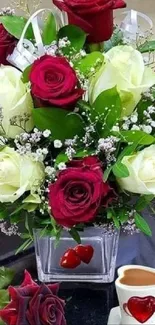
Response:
[116,265,155,324]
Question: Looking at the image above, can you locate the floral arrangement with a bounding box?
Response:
[0,270,66,325]
[0,0,155,257]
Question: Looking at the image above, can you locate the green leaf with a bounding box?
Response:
[55,152,68,166]
[118,131,155,145]
[10,203,27,216]
[50,217,57,233]
[103,166,113,181]
[20,233,31,239]
[33,107,84,140]
[139,40,155,53]
[107,209,113,220]
[74,52,104,76]
[42,13,57,45]
[136,97,153,123]
[104,28,124,52]
[55,148,95,167]
[0,15,33,40]
[25,214,33,238]
[116,143,139,162]
[58,25,86,55]
[108,208,120,228]
[0,267,15,289]
[112,162,130,178]
[74,148,95,158]
[93,87,122,136]
[135,212,152,236]
[112,215,120,229]
[119,209,129,224]
[22,64,32,83]
[23,203,38,212]
[15,239,33,255]
[54,228,62,248]
[10,214,24,224]
[135,195,154,212]
[40,219,52,226]
[69,228,81,244]
[0,290,10,309]
[0,210,7,220]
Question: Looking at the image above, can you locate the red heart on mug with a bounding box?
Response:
[126,296,155,323]
[74,245,94,264]
[60,249,81,269]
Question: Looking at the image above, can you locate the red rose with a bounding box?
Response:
[53,0,126,43]
[0,24,16,64]
[48,156,113,227]
[0,270,66,325]
[30,55,84,109]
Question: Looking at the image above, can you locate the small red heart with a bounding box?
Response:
[74,245,94,264]
[60,249,81,269]
[127,296,155,323]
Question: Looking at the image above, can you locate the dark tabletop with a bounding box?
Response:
[0,248,118,325]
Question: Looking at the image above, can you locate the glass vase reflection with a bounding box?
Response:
[34,227,119,283]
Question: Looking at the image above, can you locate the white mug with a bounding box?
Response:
[115,265,155,324]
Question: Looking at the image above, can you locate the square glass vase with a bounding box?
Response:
[34,227,119,283]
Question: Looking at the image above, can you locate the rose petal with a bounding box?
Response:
[21,270,38,288]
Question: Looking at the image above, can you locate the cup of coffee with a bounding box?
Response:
[115,265,155,324]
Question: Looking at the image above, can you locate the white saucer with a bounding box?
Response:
[107,307,121,325]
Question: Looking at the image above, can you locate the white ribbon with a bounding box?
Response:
[7,6,67,71]
[120,10,153,42]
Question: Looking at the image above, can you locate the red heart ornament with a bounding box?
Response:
[60,249,81,269]
[127,296,155,323]
[74,245,94,264]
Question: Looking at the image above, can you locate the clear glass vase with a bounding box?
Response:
[34,227,119,283]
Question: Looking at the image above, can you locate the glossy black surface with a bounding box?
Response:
[1,250,118,325]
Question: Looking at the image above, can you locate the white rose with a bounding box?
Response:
[0,147,45,203]
[118,145,155,195]
[89,46,155,116]
[0,65,34,138]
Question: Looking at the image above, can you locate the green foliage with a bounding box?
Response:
[135,195,154,212]
[135,212,152,236]
[0,209,7,220]
[103,166,113,181]
[42,13,57,45]
[0,290,9,308]
[93,87,122,136]
[33,107,85,140]
[107,208,120,228]
[116,143,139,162]
[119,208,129,225]
[0,268,14,324]
[118,130,155,145]
[104,28,124,52]
[112,162,130,178]
[10,203,27,216]
[136,98,153,123]
[69,228,81,244]
[0,267,15,289]
[58,25,86,55]
[55,148,95,166]
[22,65,32,83]
[139,40,155,53]
[55,152,68,166]
[0,15,33,39]
[15,238,33,255]
[74,52,104,76]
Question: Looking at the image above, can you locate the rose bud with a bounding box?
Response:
[53,0,126,43]
[0,24,16,64]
